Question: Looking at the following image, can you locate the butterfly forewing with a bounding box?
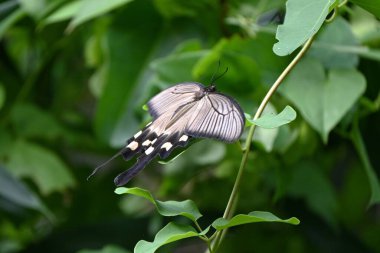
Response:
[147,82,203,119]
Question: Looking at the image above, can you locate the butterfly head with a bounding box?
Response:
[205,84,217,93]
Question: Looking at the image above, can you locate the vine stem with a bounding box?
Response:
[208,35,315,253]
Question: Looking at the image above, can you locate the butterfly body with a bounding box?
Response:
[91,82,245,186]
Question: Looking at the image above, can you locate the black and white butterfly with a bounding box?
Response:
[90,82,245,186]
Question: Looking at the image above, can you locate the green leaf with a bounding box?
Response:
[273,0,335,56]
[349,0,380,19]
[192,37,261,94]
[134,222,206,253]
[286,161,337,226]
[212,211,300,230]
[42,1,82,26]
[115,187,202,221]
[163,140,226,175]
[310,17,359,69]
[0,9,26,39]
[5,140,75,195]
[250,103,279,152]
[153,0,212,18]
[281,58,366,142]
[67,0,134,32]
[19,0,45,18]
[151,50,207,84]
[246,106,297,128]
[10,103,64,140]
[77,245,130,253]
[0,84,5,110]
[0,166,52,218]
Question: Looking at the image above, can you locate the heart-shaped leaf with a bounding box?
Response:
[212,211,300,230]
[134,222,208,253]
[281,58,366,142]
[115,187,202,222]
[273,0,336,56]
[309,17,359,69]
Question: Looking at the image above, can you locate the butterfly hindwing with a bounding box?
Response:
[185,93,245,143]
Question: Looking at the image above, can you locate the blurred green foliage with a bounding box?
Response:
[0,0,380,252]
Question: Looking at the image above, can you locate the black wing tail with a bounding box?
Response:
[114,154,152,186]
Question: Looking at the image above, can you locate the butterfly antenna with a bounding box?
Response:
[210,60,221,84]
[213,67,229,84]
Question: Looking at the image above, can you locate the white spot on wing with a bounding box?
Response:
[134,131,142,138]
[161,142,173,151]
[151,138,157,144]
[127,141,139,151]
[142,140,151,146]
[145,146,154,155]
[179,135,188,142]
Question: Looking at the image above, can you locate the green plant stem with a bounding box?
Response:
[208,36,315,253]
[351,122,380,206]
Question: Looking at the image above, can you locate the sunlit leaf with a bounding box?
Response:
[134,222,208,253]
[115,187,202,221]
[273,0,336,56]
[19,0,45,18]
[42,1,82,25]
[246,106,297,128]
[212,211,300,230]
[67,0,134,32]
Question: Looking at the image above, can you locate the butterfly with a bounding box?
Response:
[89,82,245,186]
